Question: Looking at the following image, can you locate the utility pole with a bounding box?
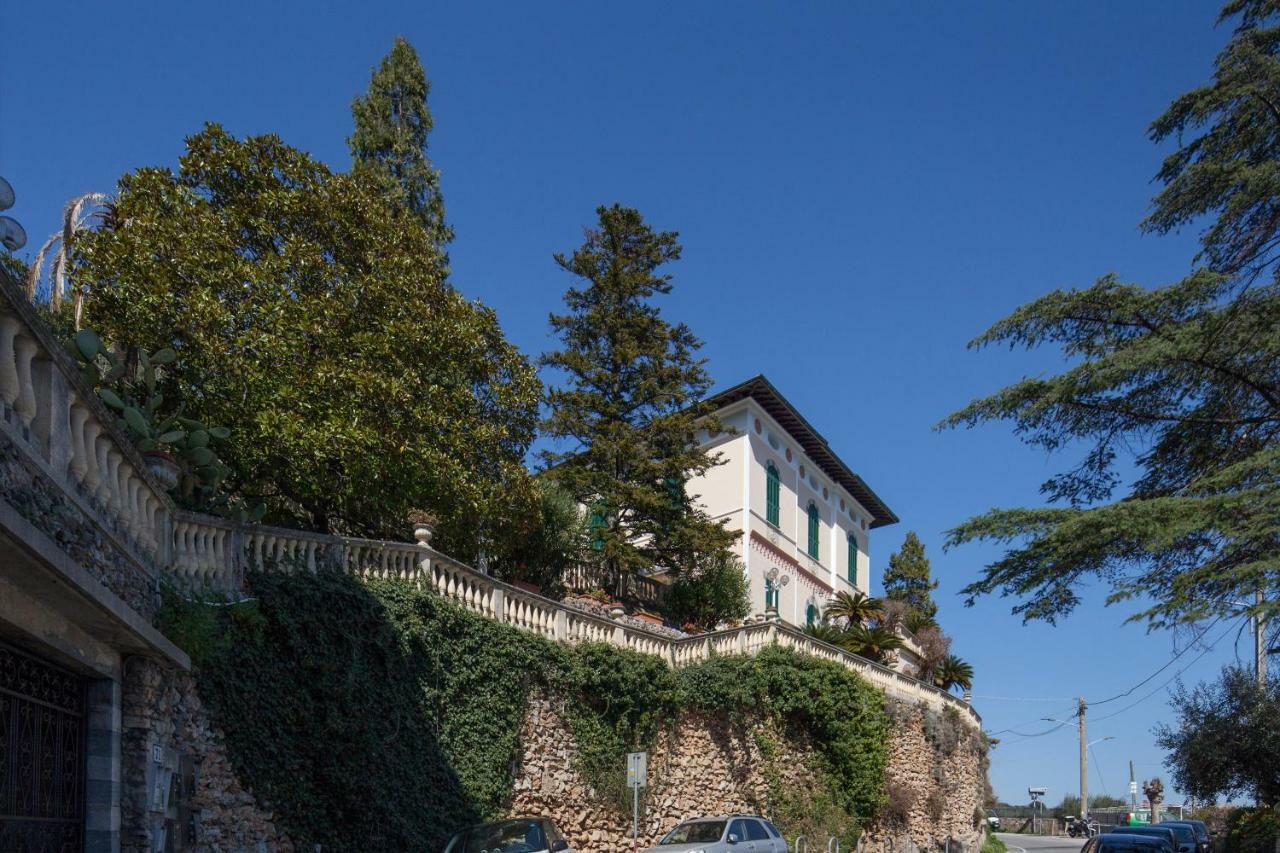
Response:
[1130,761,1137,810]
[1079,697,1088,821]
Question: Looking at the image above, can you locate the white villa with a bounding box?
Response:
[688,375,899,628]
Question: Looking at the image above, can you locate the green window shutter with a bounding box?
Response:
[806,602,817,627]
[765,462,780,526]
[765,578,776,609]
[807,503,820,559]
[589,506,605,551]
[847,534,857,584]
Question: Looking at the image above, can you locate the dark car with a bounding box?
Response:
[443,818,572,853]
[1161,820,1211,853]
[1082,833,1178,853]
[1109,826,1180,853]
[1148,823,1196,853]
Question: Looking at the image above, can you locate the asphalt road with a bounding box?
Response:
[998,833,1088,853]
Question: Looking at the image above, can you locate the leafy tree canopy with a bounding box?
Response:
[76,124,539,546]
[1155,665,1280,805]
[883,531,939,620]
[940,0,1280,631]
[349,37,452,258]
[541,204,737,593]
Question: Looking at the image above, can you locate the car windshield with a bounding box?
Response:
[1103,844,1163,853]
[449,819,551,853]
[1163,826,1195,842]
[660,821,726,844]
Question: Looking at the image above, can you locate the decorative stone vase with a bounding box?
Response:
[412,522,434,547]
[608,602,625,619]
[765,604,780,623]
[143,451,180,490]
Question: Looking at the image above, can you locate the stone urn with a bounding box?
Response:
[608,601,626,619]
[412,521,435,547]
[143,451,181,490]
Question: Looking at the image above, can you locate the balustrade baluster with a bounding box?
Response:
[11,333,37,428]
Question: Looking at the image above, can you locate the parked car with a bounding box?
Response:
[642,815,788,853]
[987,814,1001,830]
[1109,825,1180,853]
[1081,834,1178,853]
[1160,820,1210,853]
[443,817,572,853]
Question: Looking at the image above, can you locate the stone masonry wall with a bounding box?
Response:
[121,657,291,852]
[508,693,985,853]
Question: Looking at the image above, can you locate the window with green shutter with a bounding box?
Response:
[589,505,606,551]
[847,534,857,584]
[765,462,780,526]
[806,602,817,627]
[807,502,820,559]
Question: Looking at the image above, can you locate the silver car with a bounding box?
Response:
[643,815,788,853]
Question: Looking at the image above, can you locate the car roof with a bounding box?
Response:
[1100,834,1172,845]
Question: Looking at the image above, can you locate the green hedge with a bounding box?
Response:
[171,571,891,851]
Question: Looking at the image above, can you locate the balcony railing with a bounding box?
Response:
[0,271,980,727]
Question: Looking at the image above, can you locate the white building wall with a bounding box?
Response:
[688,397,880,628]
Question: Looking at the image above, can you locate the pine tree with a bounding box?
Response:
[882,531,939,620]
[941,0,1280,631]
[541,204,737,598]
[349,37,452,257]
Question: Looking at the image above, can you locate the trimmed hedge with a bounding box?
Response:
[169,571,890,851]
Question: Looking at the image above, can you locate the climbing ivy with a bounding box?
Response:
[166,571,892,851]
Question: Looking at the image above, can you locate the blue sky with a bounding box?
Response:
[2,0,1258,808]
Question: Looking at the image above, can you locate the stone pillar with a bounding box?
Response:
[85,677,122,853]
[554,609,568,642]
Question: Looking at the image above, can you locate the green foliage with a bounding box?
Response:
[938,0,1280,633]
[490,478,587,596]
[934,655,975,693]
[1221,808,1280,853]
[540,204,738,596]
[1155,665,1280,805]
[1144,1,1280,282]
[663,552,751,630]
[75,123,540,544]
[69,328,260,517]
[349,37,452,259]
[842,622,906,664]
[824,591,885,628]
[982,828,1009,853]
[164,572,895,849]
[883,531,938,620]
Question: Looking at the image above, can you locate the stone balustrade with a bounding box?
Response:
[0,272,980,728]
[0,280,172,577]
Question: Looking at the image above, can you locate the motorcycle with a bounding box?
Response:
[1066,817,1100,838]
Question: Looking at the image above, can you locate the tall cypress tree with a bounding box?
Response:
[882,531,939,620]
[541,204,737,597]
[349,37,453,257]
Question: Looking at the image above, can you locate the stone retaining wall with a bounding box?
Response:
[507,693,986,853]
[120,657,291,852]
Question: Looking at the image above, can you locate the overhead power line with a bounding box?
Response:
[1089,616,1225,706]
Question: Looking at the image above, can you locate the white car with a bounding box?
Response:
[643,815,788,853]
[987,815,1001,830]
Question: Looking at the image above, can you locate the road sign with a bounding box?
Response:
[1130,781,1139,795]
[627,751,647,788]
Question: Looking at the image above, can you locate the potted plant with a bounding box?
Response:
[407,510,437,546]
[633,608,664,627]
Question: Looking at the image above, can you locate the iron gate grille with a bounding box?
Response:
[0,639,85,853]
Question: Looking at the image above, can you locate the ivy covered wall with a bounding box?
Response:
[160,571,980,852]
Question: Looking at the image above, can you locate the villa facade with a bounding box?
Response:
[688,375,899,627]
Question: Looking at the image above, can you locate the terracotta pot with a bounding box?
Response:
[633,612,664,627]
[512,580,541,595]
[143,451,180,490]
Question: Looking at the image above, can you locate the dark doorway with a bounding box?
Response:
[0,638,86,852]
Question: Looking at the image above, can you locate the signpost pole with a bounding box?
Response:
[628,751,647,853]
[633,783,639,852]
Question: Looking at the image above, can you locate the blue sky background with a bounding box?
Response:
[3,0,1259,808]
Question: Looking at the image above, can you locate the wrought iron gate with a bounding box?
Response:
[0,639,86,853]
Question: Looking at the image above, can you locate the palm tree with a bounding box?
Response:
[824,590,884,628]
[25,192,113,326]
[933,655,974,692]
[902,608,939,634]
[802,622,846,646]
[842,622,904,664]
